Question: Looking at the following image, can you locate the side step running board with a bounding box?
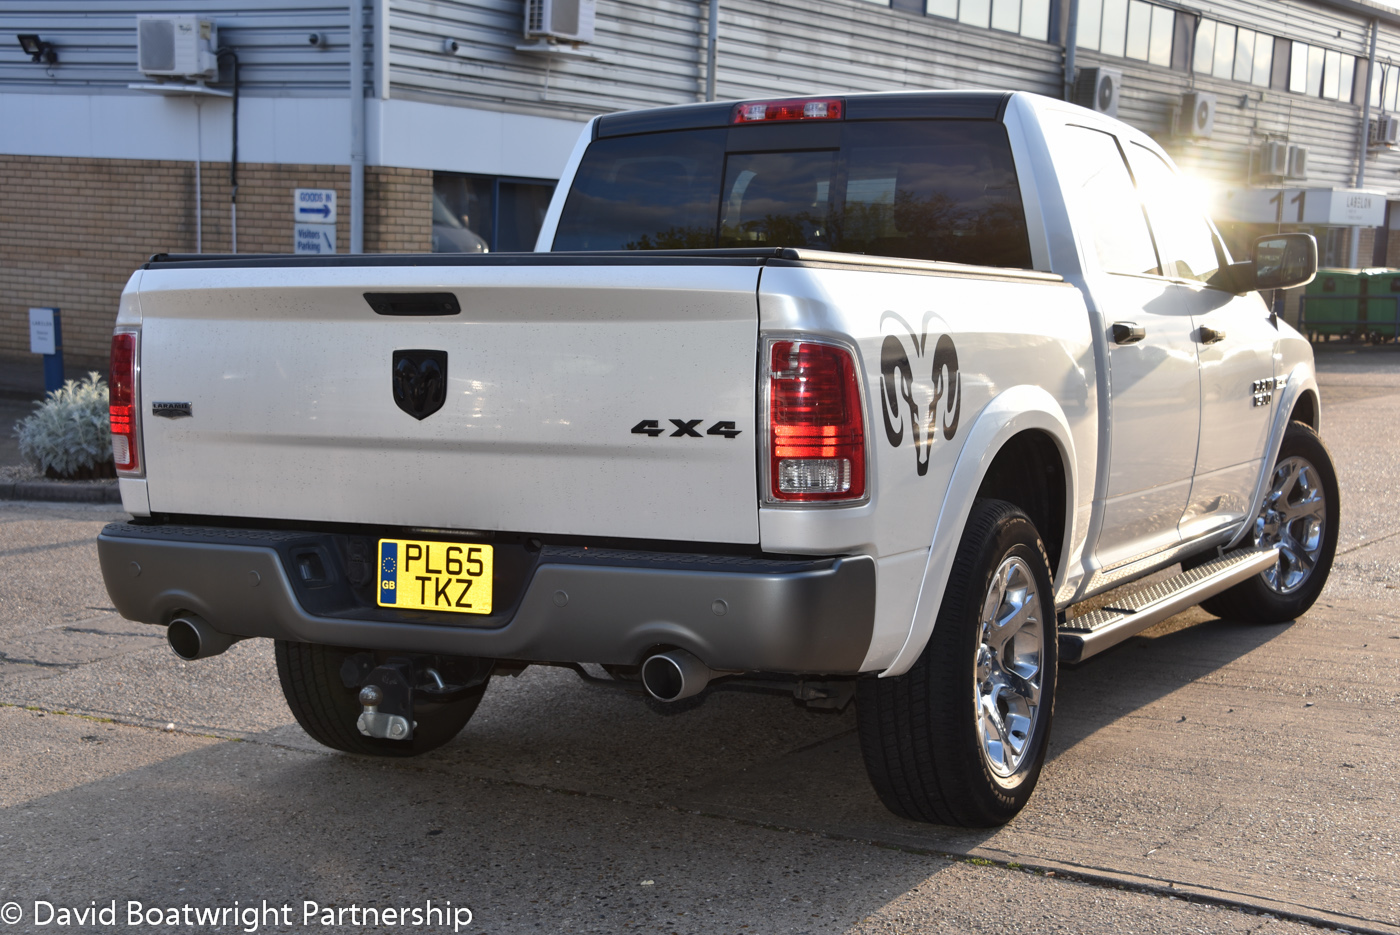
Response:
[1060,547,1278,664]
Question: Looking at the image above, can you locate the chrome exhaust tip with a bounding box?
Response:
[640,649,713,702]
[166,613,238,660]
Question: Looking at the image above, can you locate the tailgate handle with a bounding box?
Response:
[363,292,461,316]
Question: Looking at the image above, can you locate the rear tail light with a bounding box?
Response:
[109,330,141,475]
[731,97,844,124]
[767,339,866,502]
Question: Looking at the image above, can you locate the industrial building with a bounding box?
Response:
[5,0,1400,374]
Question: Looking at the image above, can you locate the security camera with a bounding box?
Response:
[308,33,327,47]
[442,38,460,54]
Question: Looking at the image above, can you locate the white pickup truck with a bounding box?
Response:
[98,90,1336,827]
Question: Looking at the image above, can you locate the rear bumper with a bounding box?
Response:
[97,522,875,674]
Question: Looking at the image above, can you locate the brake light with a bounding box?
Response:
[731,97,844,124]
[109,330,140,475]
[768,340,866,502]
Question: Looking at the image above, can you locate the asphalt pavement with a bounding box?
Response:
[0,346,1396,935]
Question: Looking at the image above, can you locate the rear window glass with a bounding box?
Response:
[553,120,1032,269]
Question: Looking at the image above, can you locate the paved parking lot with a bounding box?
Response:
[0,346,1396,934]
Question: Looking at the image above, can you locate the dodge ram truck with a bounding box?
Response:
[98,90,1336,826]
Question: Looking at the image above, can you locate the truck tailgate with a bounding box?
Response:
[133,262,761,543]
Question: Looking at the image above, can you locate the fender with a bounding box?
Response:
[1225,362,1320,551]
[879,385,1078,678]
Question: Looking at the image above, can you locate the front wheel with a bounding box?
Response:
[1196,421,1339,624]
[275,641,488,757]
[857,499,1057,826]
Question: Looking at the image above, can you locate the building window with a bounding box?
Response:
[432,173,556,253]
[1371,63,1400,111]
[1077,0,1176,67]
[1288,41,1355,101]
[1192,19,1273,86]
[926,0,1050,42]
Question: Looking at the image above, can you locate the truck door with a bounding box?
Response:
[1122,144,1276,541]
[1051,125,1200,571]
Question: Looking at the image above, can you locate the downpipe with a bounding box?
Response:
[641,649,715,702]
[166,613,241,660]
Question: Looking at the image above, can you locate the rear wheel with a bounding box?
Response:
[275,641,487,757]
[857,499,1057,826]
[1196,421,1339,623]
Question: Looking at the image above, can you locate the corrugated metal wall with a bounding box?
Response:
[383,1,1064,117]
[0,2,360,94]
[1074,0,1400,192]
[3,0,1399,190]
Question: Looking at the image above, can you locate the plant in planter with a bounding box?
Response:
[13,372,116,480]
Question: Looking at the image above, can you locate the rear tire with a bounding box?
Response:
[1195,421,1339,624]
[275,641,487,756]
[857,499,1057,826]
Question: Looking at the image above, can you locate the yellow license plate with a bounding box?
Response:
[377,539,493,615]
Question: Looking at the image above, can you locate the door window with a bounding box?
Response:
[1055,126,1160,276]
[1125,145,1225,283]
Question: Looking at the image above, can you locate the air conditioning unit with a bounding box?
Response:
[1259,141,1289,178]
[524,0,596,43]
[1177,91,1216,138]
[136,15,218,79]
[1287,144,1309,180]
[1072,67,1122,117]
[1370,113,1399,148]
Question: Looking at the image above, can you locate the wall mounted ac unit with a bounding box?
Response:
[1286,145,1308,180]
[1259,141,1289,178]
[136,15,218,79]
[524,0,596,43]
[1072,67,1122,117]
[1370,113,1399,148]
[1177,91,1216,138]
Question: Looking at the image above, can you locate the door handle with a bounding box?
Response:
[1111,322,1146,345]
[1199,326,1227,345]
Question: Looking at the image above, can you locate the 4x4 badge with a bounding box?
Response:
[392,350,448,420]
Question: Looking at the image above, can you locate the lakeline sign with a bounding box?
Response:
[1219,188,1387,226]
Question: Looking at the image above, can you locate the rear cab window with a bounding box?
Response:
[553,106,1033,269]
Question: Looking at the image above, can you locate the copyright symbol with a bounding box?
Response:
[1,902,21,924]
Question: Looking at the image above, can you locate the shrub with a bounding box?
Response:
[13,372,115,480]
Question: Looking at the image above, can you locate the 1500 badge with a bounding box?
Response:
[631,419,742,439]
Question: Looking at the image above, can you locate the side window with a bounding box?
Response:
[1055,126,1160,276]
[1125,144,1224,283]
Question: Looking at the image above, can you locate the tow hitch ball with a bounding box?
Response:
[351,661,416,741]
[342,654,492,742]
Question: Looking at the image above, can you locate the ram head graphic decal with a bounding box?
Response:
[879,312,961,476]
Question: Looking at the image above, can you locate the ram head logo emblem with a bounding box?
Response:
[392,349,448,420]
[879,311,961,476]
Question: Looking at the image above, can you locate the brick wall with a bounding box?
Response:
[366,166,433,254]
[1358,228,1377,267]
[0,155,433,373]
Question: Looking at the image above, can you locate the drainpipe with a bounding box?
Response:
[350,0,366,254]
[705,0,719,102]
[1351,18,1378,267]
[375,0,390,101]
[194,98,203,253]
[1063,0,1079,101]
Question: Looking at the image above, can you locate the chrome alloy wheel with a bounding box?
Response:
[1254,455,1327,595]
[973,555,1044,785]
